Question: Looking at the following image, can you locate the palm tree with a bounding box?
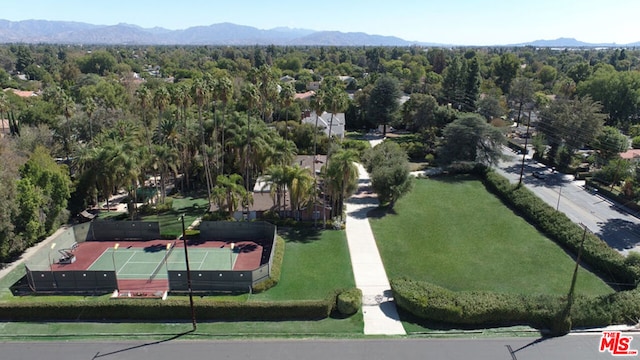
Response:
[212,174,252,217]
[268,137,297,167]
[214,75,233,175]
[288,165,314,220]
[262,164,288,214]
[82,97,96,145]
[153,144,179,204]
[191,77,213,209]
[241,83,261,192]
[325,149,359,220]
[310,90,327,226]
[279,82,296,137]
[324,86,350,142]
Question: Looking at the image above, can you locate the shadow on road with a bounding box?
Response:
[92,329,193,359]
[597,218,640,251]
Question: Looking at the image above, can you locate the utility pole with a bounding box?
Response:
[180,214,196,331]
[567,224,588,314]
[518,109,532,186]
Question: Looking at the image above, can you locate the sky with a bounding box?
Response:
[2,0,639,45]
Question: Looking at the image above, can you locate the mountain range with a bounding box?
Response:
[0,19,637,47]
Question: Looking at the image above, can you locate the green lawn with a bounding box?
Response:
[252,228,356,301]
[370,177,614,296]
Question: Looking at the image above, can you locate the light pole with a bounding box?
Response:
[180,214,196,330]
[48,243,56,271]
[230,242,235,269]
[112,243,119,289]
[165,242,172,274]
[49,243,56,289]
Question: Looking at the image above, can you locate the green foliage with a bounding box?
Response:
[633,136,640,149]
[368,75,401,135]
[0,297,334,321]
[438,113,505,166]
[363,141,413,207]
[336,288,362,316]
[391,278,562,329]
[77,50,117,76]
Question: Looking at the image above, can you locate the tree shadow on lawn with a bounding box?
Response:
[277,227,323,243]
[367,206,397,219]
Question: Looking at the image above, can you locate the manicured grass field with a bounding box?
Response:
[370,176,613,296]
[252,228,356,301]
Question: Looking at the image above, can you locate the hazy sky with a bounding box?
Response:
[2,0,638,45]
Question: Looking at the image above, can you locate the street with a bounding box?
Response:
[0,334,627,360]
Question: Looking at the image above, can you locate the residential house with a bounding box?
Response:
[228,155,330,222]
[300,110,346,139]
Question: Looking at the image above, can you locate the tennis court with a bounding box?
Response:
[88,243,238,280]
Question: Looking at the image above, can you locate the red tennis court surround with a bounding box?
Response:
[22,221,277,296]
[51,239,262,272]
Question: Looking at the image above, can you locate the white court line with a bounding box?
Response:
[199,252,209,270]
[117,252,137,274]
[87,248,111,269]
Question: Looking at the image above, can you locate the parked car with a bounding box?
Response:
[532,171,546,179]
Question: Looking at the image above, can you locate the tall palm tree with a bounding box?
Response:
[288,165,314,220]
[324,86,350,142]
[325,149,359,220]
[279,82,296,127]
[212,174,252,217]
[268,137,297,167]
[214,75,233,175]
[263,164,288,214]
[191,77,213,208]
[82,97,96,145]
[241,83,261,193]
[153,144,179,204]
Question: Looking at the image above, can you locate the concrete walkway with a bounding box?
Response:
[345,163,406,335]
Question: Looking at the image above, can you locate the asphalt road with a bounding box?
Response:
[497,149,640,255]
[0,335,625,360]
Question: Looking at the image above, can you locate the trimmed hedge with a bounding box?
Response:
[391,278,562,329]
[392,278,640,330]
[0,297,334,321]
[483,171,640,288]
[336,288,362,316]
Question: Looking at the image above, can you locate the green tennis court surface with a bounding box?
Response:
[88,246,238,279]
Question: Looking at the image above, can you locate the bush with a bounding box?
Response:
[391,278,563,329]
[336,288,362,316]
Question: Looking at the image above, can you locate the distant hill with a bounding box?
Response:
[0,20,430,46]
[514,37,625,48]
[0,20,635,47]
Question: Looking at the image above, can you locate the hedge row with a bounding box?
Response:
[392,278,640,330]
[392,278,562,329]
[0,297,334,321]
[483,170,640,288]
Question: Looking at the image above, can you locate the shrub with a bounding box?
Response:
[336,288,362,316]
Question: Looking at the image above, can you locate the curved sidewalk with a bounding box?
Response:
[345,163,405,335]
